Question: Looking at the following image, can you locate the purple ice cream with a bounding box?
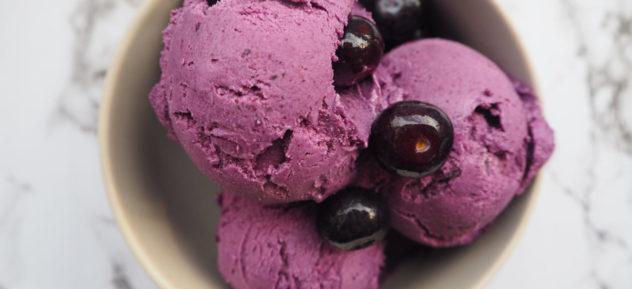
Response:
[216,191,385,289]
[353,39,555,247]
[151,0,555,286]
[150,0,379,203]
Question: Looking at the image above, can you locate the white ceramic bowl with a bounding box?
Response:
[99,1,540,288]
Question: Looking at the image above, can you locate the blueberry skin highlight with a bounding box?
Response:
[317,187,390,251]
[369,101,454,178]
[333,16,384,87]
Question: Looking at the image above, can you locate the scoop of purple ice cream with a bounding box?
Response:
[216,191,385,289]
[352,39,554,247]
[150,0,380,203]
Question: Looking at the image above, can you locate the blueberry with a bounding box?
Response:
[207,0,218,6]
[369,101,454,178]
[374,0,425,48]
[333,16,384,87]
[317,187,389,251]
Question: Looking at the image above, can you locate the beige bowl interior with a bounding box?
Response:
[99,0,539,288]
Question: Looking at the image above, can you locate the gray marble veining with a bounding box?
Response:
[564,0,632,154]
[1,0,632,288]
[489,1,632,288]
[0,177,33,228]
[555,1,631,287]
[112,263,134,289]
[56,0,141,134]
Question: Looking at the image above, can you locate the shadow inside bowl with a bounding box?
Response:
[138,98,227,287]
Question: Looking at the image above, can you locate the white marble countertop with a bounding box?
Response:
[1,0,631,288]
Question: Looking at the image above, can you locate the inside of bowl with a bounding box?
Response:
[102,0,536,288]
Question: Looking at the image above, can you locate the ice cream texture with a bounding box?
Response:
[150,0,381,203]
[216,191,385,289]
[353,39,555,247]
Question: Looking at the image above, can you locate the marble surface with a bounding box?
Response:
[0,0,630,288]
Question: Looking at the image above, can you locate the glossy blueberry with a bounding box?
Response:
[333,16,384,87]
[373,0,425,48]
[369,101,454,178]
[317,187,390,251]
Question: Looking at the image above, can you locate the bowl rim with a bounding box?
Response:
[98,1,542,288]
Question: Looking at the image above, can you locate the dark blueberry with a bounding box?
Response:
[333,16,384,87]
[317,187,389,251]
[369,101,454,178]
[374,0,425,48]
[207,0,218,6]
